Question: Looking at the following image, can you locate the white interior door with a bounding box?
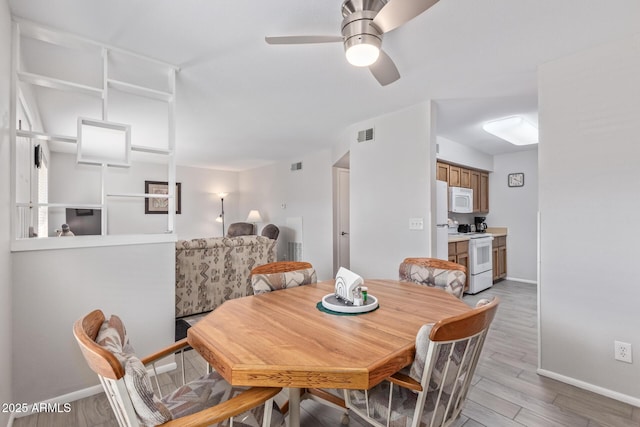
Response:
[337,168,350,271]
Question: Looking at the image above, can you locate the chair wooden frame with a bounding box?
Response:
[401,258,467,275]
[73,309,280,427]
[250,261,313,275]
[345,298,499,427]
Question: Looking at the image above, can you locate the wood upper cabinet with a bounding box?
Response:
[460,168,471,188]
[436,162,450,183]
[449,166,461,187]
[470,170,481,212]
[437,161,490,213]
[480,172,489,213]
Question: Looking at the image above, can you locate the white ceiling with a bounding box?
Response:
[9,0,640,170]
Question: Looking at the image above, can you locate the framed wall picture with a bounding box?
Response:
[145,181,182,214]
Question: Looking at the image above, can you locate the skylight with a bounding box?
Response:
[482,116,538,146]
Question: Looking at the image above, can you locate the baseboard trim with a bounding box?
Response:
[505,276,537,285]
[9,362,177,422]
[537,368,640,407]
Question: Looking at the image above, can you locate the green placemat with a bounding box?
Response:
[316,301,380,316]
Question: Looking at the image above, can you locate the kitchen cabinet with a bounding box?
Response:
[448,240,469,290]
[437,161,490,213]
[480,172,489,213]
[492,236,507,282]
[470,170,480,212]
[460,168,471,188]
[449,166,461,187]
[436,162,449,182]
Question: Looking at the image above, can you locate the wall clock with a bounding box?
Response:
[508,173,525,187]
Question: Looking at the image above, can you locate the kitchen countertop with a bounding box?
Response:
[486,227,508,237]
[448,227,508,242]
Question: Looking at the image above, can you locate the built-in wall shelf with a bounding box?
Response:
[131,145,172,155]
[107,79,172,102]
[16,129,77,144]
[17,71,103,97]
[11,20,180,248]
[106,193,170,199]
[16,202,103,209]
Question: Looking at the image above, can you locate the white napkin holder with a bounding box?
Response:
[334,267,364,303]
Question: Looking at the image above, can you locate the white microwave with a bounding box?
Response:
[449,187,473,213]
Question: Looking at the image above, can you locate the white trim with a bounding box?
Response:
[537,211,542,372]
[9,362,178,420]
[537,368,640,408]
[15,19,179,70]
[11,233,177,252]
[504,276,537,285]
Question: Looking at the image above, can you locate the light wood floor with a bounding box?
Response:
[14,280,640,426]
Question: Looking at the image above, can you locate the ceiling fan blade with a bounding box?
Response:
[369,50,400,86]
[371,0,439,33]
[265,35,344,45]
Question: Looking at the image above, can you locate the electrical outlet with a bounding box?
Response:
[614,341,632,363]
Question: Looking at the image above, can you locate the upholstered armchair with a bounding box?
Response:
[399,257,467,298]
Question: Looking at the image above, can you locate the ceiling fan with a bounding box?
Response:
[265,0,439,86]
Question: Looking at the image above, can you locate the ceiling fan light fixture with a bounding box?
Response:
[344,34,381,67]
[346,43,380,67]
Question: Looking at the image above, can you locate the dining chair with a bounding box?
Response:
[73,309,281,427]
[345,297,499,427]
[250,261,349,424]
[226,222,256,237]
[260,224,280,240]
[250,261,317,295]
[399,257,467,298]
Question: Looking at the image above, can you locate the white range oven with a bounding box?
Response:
[467,233,494,294]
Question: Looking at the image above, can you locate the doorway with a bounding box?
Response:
[333,152,350,275]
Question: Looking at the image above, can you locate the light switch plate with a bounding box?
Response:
[409,218,424,230]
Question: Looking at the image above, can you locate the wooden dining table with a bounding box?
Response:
[187,279,472,427]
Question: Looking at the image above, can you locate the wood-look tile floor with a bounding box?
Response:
[14,280,640,426]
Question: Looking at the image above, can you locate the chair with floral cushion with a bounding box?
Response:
[345,297,499,427]
[399,257,467,298]
[250,261,317,295]
[250,261,349,424]
[73,309,281,427]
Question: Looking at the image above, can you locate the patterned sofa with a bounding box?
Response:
[175,235,277,317]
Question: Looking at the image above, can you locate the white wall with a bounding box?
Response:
[539,34,640,404]
[48,152,239,240]
[349,103,434,279]
[238,149,334,280]
[489,149,538,282]
[12,243,175,403]
[0,0,13,423]
[436,136,494,172]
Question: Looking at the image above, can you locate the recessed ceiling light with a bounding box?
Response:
[482,116,538,146]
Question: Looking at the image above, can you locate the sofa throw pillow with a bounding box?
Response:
[124,356,172,426]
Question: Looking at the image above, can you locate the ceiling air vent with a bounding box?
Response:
[357,127,374,143]
[290,161,302,171]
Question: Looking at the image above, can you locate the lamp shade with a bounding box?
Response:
[246,210,263,223]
